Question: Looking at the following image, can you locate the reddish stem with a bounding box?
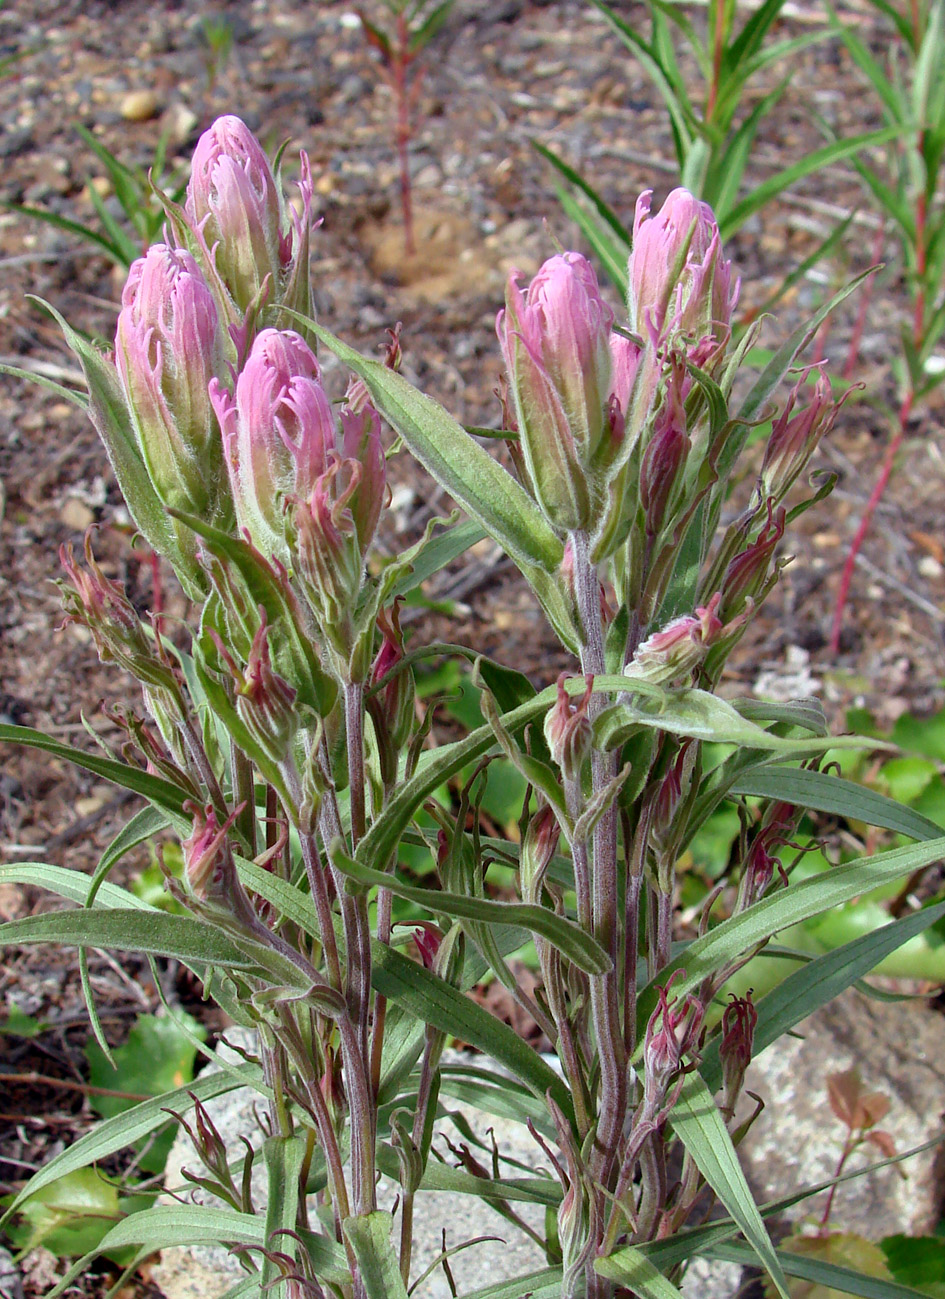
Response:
[829,389,912,652]
[842,222,886,381]
[394,13,415,256]
[819,1129,856,1233]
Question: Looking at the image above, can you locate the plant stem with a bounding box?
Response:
[829,389,913,651]
[395,12,415,257]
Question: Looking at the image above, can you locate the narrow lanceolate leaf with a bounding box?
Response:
[371,940,571,1116]
[28,296,181,568]
[670,1072,789,1299]
[457,1268,564,1299]
[701,900,945,1092]
[731,766,944,841]
[1,1063,264,1218]
[306,320,564,574]
[261,1138,305,1294]
[595,1243,686,1297]
[0,723,188,822]
[332,847,611,975]
[0,362,88,408]
[636,834,945,1038]
[389,517,487,599]
[0,909,251,968]
[343,1212,409,1299]
[0,863,152,912]
[706,1240,930,1299]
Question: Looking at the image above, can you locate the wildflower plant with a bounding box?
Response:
[2,116,944,1299]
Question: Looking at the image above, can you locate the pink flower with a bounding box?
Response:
[628,188,737,353]
[186,115,286,314]
[210,328,334,557]
[497,253,613,529]
[115,243,227,519]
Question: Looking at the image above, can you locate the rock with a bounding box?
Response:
[0,1246,24,1299]
[120,89,161,122]
[59,497,95,531]
[154,1040,737,1297]
[739,990,945,1239]
[164,102,199,146]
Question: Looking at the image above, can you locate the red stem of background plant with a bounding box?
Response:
[394,12,416,257]
[818,1128,856,1233]
[830,135,927,650]
[705,0,726,124]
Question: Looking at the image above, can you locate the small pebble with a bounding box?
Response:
[59,498,95,531]
[120,89,161,121]
[918,554,944,579]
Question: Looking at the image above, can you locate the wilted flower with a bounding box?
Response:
[628,188,737,355]
[520,803,561,906]
[367,600,415,757]
[624,592,727,686]
[115,243,228,521]
[721,501,787,619]
[544,673,594,781]
[186,114,313,323]
[643,971,704,1105]
[498,253,613,530]
[59,531,177,693]
[210,328,334,558]
[761,371,839,501]
[181,800,242,902]
[720,990,757,1113]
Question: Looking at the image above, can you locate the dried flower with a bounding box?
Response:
[544,673,594,781]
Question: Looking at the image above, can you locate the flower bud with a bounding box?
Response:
[640,365,690,537]
[115,243,228,521]
[720,501,786,619]
[720,990,757,1114]
[628,188,737,354]
[186,115,298,319]
[340,399,386,553]
[367,600,415,756]
[544,673,594,781]
[290,461,366,663]
[761,372,837,501]
[211,328,334,559]
[520,803,561,906]
[59,532,177,693]
[497,253,613,530]
[234,612,299,765]
[181,800,241,903]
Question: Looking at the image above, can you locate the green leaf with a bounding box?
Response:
[261,1137,305,1293]
[389,518,487,600]
[636,833,945,1037]
[456,1268,564,1299]
[595,690,872,755]
[881,1235,945,1297]
[371,940,572,1116]
[2,1064,264,1220]
[0,863,152,911]
[332,845,611,975]
[709,1238,929,1299]
[28,297,187,576]
[0,908,252,968]
[671,1071,789,1298]
[307,320,563,571]
[84,1011,206,1174]
[704,900,945,1092]
[343,1212,409,1299]
[595,1242,687,1296]
[0,723,188,823]
[0,362,88,408]
[730,766,944,841]
[4,1168,124,1258]
[720,128,901,238]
